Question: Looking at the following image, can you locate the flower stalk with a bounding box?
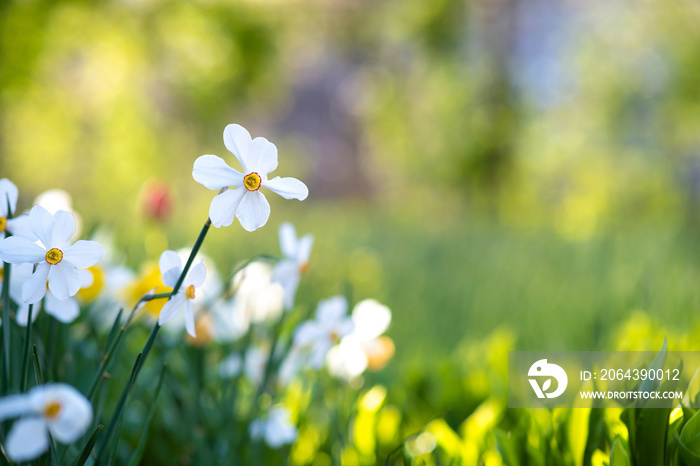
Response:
[97,217,212,460]
[1,194,13,393]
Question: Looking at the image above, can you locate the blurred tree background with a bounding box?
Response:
[2,0,700,376]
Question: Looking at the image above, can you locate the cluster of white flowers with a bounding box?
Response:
[0,123,394,458]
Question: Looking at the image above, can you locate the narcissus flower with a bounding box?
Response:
[193,124,309,231]
[0,383,93,462]
[249,406,298,448]
[158,250,206,338]
[272,222,313,310]
[327,299,393,381]
[0,205,103,304]
[294,296,354,369]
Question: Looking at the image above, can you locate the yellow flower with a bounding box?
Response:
[76,265,105,302]
[122,263,171,319]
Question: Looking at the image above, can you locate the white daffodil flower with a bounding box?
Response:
[210,297,250,343]
[158,250,206,338]
[232,261,284,324]
[0,178,33,241]
[249,406,298,448]
[192,124,309,231]
[294,296,355,369]
[272,222,313,310]
[327,299,392,381]
[160,249,223,338]
[0,383,93,462]
[0,205,103,304]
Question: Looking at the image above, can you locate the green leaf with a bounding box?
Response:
[610,437,631,466]
[33,344,43,385]
[679,408,700,465]
[495,426,528,466]
[75,424,104,466]
[126,364,168,466]
[639,338,668,394]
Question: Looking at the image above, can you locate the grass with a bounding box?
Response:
[159,200,700,379]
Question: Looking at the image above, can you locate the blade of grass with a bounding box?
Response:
[95,352,143,464]
[33,344,43,385]
[126,365,168,466]
[87,294,169,402]
[1,194,13,393]
[74,424,104,466]
[20,301,35,392]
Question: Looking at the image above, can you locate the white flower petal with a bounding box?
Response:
[297,235,314,264]
[263,177,309,200]
[236,191,270,232]
[249,419,265,441]
[309,340,332,369]
[6,417,49,462]
[50,211,76,246]
[317,296,348,324]
[327,337,368,379]
[21,262,50,304]
[219,354,242,378]
[336,318,355,338]
[6,215,37,241]
[272,261,300,310]
[184,301,196,338]
[188,261,206,288]
[159,250,182,288]
[209,189,247,228]
[159,293,186,325]
[352,299,392,340]
[0,394,32,421]
[0,178,19,216]
[16,302,40,327]
[265,411,297,448]
[48,263,81,300]
[77,269,94,288]
[63,240,103,269]
[192,155,244,190]
[248,137,278,176]
[0,236,46,264]
[29,205,54,248]
[223,124,253,172]
[278,223,298,259]
[42,385,93,443]
[293,321,322,346]
[44,292,80,323]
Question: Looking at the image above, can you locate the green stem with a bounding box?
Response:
[1,260,10,394]
[97,217,212,460]
[20,301,35,392]
[87,293,170,401]
[45,316,58,381]
[2,194,13,394]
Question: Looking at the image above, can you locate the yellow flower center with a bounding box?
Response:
[299,262,309,275]
[0,217,6,233]
[243,172,262,191]
[0,268,3,282]
[186,284,196,300]
[330,331,340,343]
[43,400,62,420]
[45,248,63,265]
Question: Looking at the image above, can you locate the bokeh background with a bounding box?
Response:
[2,0,700,381]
